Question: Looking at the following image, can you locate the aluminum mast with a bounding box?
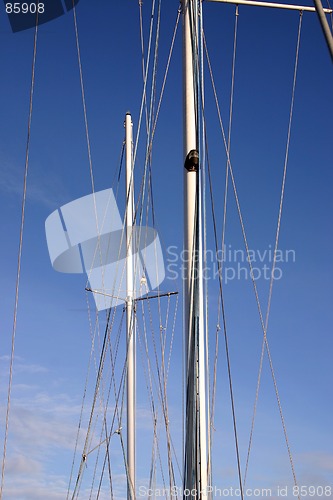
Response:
[125,112,135,500]
[182,1,209,498]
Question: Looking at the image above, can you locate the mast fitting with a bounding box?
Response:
[184,149,199,172]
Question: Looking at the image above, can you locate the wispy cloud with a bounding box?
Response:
[296,451,333,487]
[0,358,81,497]
[8,401,78,451]
[0,356,48,384]
[3,477,68,500]
[298,451,333,472]
[5,454,42,476]
[0,355,132,499]
[0,156,69,209]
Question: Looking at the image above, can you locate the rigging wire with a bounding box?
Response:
[95,303,131,498]
[134,0,163,299]
[138,0,150,132]
[193,3,244,496]
[70,319,112,498]
[148,5,182,159]
[133,4,184,491]
[66,295,101,499]
[72,3,96,197]
[0,19,39,500]
[68,36,172,488]
[328,0,333,27]
[146,164,180,491]
[208,6,240,487]
[71,308,129,498]
[72,0,110,307]
[183,2,201,494]
[133,0,157,167]
[67,5,130,481]
[133,13,182,435]
[134,0,161,321]
[67,136,125,495]
[69,33,183,486]
[198,3,214,492]
[137,301,171,495]
[92,309,127,498]
[79,283,136,498]
[67,139,127,498]
[77,20,175,492]
[204,11,302,497]
[204,122,245,500]
[136,286,182,489]
[243,11,304,491]
[143,93,181,483]
[70,276,127,498]
[145,291,179,492]
[184,4,211,496]
[75,121,136,496]
[132,3,181,248]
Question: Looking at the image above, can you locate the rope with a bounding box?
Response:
[198,3,214,492]
[128,1,172,484]
[70,307,116,497]
[91,310,126,497]
[72,0,110,303]
[328,0,333,28]
[243,12,303,492]
[133,0,157,167]
[207,6,239,485]
[136,15,181,455]
[148,0,161,148]
[205,134,244,500]
[131,3,180,279]
[145,294,178,493]
[138,0,150,132]
[94,311,128,498]
[71,307,129,498]
[183,4,209,495]
[66,293,99,499]
[72,4,95,196]
[0,20,39,500]
[137,306,169,494]
[67,136,125,500]
[136,289,182,491]
[202,16,244,499]
[205,13,301,497]
[133,8,183,492]
[149,5,181,157]
[68,3,133,494]
[68,1,181,496]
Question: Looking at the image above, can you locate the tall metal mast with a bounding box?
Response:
[182,1,208,497]
[125,112,135,500]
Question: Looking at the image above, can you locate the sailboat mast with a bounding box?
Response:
[125,112,135,500]
[182,1,208,497]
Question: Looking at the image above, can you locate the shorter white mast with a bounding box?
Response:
[125,112,135,500]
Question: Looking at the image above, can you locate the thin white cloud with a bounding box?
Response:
[0,359,82,497]
[0,356,48,386]
[14,362,48,375]
[0,354,133,499]
[0,156,69,209]
[299,451,333,472]
[3,474,70,500]
[9,403,78,451]
[5,454,42,476]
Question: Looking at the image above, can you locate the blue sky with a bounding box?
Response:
[0,1,332,499]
